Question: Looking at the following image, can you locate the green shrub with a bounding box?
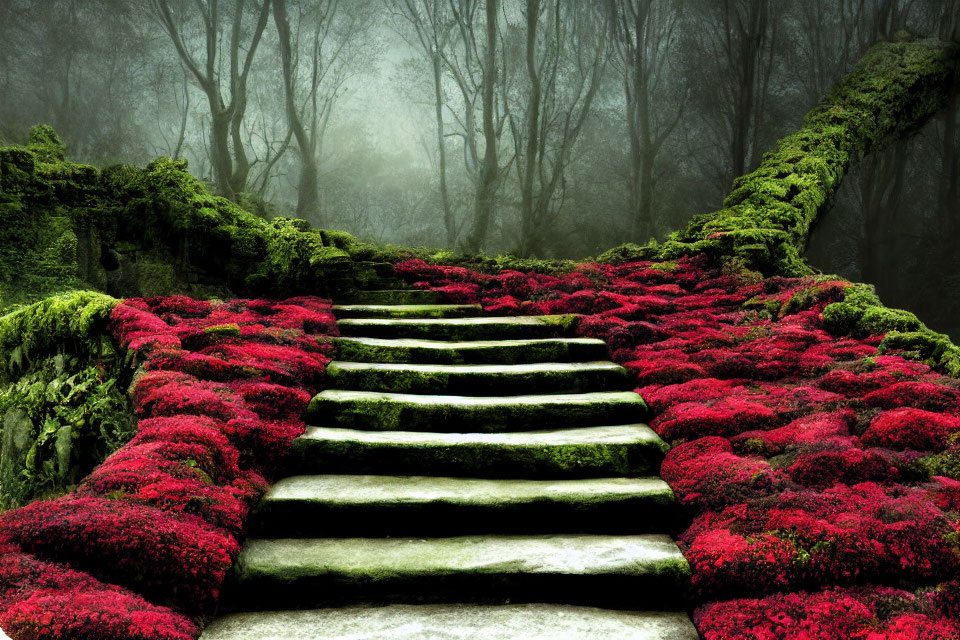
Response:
[0,354,134,509]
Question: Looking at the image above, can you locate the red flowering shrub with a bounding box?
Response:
[652,397,779,440]
[864,381,960,412]
[0,295,335,636]
[0,542,198,640]
[230,382,312,420]
[0,496,238,616]
[399,255,960,637]
[681,483,960,598]
[732,411,856,456]
[695,587,960,640]
[661,437,787,508]
[862,408,960,451]
[787,448,899,488]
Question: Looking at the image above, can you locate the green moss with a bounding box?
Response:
[878,330,960,377]
[0,354,135,509]
[537,314,580,334]
[0,290,131,509]
[204,323,242,338]
[911,449,960,482]
[820,281,924,338]
[594,243,659,265]
[0,291,119,381]
[648,261,678,272]
[618,40,958,276]
[27,124,65,163]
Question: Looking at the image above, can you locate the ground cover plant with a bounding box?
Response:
[0,294,335,638]
[396,254,960,639]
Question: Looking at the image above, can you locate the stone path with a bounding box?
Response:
[202,291,698,639]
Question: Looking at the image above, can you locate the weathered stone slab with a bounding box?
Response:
[339,290,445,305]
[336,316,576,340]
[251,474,678,536]
[326,360,629,395]
[334,336,610,364]
[333,304,483,318]
[292,424,669,477]
[201,604,700,640]
[306,390,647,431]
[230,534,690,609]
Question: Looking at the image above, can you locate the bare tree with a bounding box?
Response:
[690,0,780,191]
[465,0,503,251]
[273,0,378,223]
[608,0,685,242]
[149,0,273,199]
[391,0,459,244]
[505,0,611,257]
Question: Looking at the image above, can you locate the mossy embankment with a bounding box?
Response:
[1,126,376,309]
[0,292,133,509]
[600,38,960,374]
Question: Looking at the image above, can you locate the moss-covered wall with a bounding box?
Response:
[0,128,387,309]
[0,292,134,509]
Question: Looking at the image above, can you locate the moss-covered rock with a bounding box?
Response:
[0,291,118,381]
[0,291,132,509]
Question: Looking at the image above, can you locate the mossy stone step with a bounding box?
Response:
[250,474,679,537]
[334,336,610,364]
[291,424,669,478]
[326,361,630,395]
[227,534,690,609]
[200,604,700,640]
[336,315,577,340]
[339,290,445,305]
[306,390,647,432]
[332,304,483,319]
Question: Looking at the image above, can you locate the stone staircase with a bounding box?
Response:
[202,289,698,639]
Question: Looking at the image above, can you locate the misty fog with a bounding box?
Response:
[0,0,957,334]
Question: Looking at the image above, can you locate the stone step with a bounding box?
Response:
[200,604,700,640]
[332,304,483,319]
[250,474,679,537]
[326,361,630,396]
[334,336,610,365]
[291,424,669,478]
[226,534,690,610]
[306,390,647,432]
[340,289,445,305]
[337,315,576,341]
